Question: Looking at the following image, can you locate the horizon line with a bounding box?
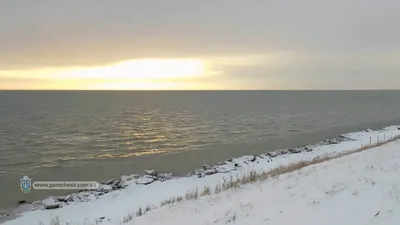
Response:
[1,89,399,92]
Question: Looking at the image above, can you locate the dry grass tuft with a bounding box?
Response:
[200,186,211,196]
[50,217,61,225]
[185,187,199,200]
[160,196,184,207]
[176,196,183,203]
[144,206,152,213]
[122,212,134,223]
[135,208,143,217]
[214,183,222,194]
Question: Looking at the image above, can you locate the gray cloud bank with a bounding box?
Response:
[1,0,400,89]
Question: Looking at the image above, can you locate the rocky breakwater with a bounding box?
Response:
[28,134,354,211]
[188,134,354,178]
[30,170,175,210]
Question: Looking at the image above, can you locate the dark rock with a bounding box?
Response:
[204,169,217,175]
[195,169,204,174]
[54,196,66,202]
[145,169,157,176]
[105,179,116,185]
[32,200,42,206]
[216,162,226,166]
[288,148,301,154]
[45,204,60,210]
[18,200,26,204]
[323,135,352,145]
[197,173,205,178]
[96,184,114,192]
[43,199,60,210]
[250,155,256,162]
[158,173,174,181]
[135,175,156,185]
[267,152,277,158]
[216,166,235,173]
[64,195,74,203]
[321,139,334,145]
[109,179,121,188]
[99,217,106,220]
[203,164,212,170]
[305,147,313,152]
[280,149,289,154]
[121,174,139,181]
[234,163,240,167]
[115,180,129,189]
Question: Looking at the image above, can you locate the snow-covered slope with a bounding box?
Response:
[2,125,400,225]
[133,137,400,225]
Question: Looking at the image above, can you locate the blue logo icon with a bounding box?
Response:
[20,176,32,193]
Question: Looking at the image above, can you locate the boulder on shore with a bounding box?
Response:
[288,148,302,154]
[135,175,157,185]
[42,198,60,210]
[144,169,157,176]
[203,164,212,170]
[158,173,174,180]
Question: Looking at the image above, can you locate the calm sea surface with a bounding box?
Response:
[1,90,400,212]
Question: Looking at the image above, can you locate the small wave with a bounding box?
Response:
[288,129,303,133]
[96,149,168,159]
[261,133,279,137]
[40,163,61,168]
[5,160,34,167]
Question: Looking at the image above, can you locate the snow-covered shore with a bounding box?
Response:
[2,125,400,225]
[133,130,400,225]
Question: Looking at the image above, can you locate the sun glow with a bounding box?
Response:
[0,58,215,90]
[52,59,206,81]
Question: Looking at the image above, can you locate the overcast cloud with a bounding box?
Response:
[1,0,400,89]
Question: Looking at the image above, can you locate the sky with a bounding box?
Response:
[1,0,400,90]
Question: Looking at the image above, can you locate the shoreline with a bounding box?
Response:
[2,125,400,225]
[2,118,400,212]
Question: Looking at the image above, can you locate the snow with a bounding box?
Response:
[2,125,400,225]
[136,139,400,225]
